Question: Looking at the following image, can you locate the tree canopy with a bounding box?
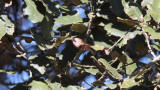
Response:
[0,0,160,90]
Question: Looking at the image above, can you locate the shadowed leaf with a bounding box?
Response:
[71,23,87,33]
[99,58,122,79]
[142,26,160,39]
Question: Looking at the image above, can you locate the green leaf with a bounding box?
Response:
[105,83,117,89]
[23,0,44,23]
[92,80,106,86]
[63,85,81,90]
[147,0,160,23]
[94,41,111,49]
[117,17,139,26]
[30,64,45,74]
[119,78,138,88]
[0,69,16,74]
[104,23,142,47]
[81,0,89,4]
[1,15,14,35]
[85,68,99,75]
[142,26,160,39]
[42,0,60,16]
[42,13,54,40]
[141,0,153,7]
[47,82,61,90]
[29,80,50,90]
[122,0,143,21]
[105,23,127,37]
[53,33,71,47]
[45,32,72,49]
[93,80,117,89]
[90,45,104,51]
[0,19,7,40]
[99,58,122,79]
[71,23,87,33]
[125,54,137,75]
[55,14,82,25]
[47,81,81,90]
[152,42,160,51]
[28,55,38,60]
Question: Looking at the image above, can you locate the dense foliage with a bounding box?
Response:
[0,0,160,89]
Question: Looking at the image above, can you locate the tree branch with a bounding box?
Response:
[72,0,96,63]
[142,29,156,58]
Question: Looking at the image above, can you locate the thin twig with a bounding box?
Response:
[83,79,94,87]
[108,26,136,52]
[72,0,95,63]
[73,64,96,68]
[98,70,107,81]
[142,29,156,58]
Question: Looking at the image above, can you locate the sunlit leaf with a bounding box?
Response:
[30,64,45,74]
[90,44,104,51]
[104,23,142,47]
[47,82,61,90]
[28,55,38,60]
[0,19,7,40]
[42,0,60,16]
[81,0,89,4]
[0,69,16,74]
[105,23,127,37]
[1,15,14,35]
[142,26,160,39]
[152,42,160,51]
[55,14,82,25]
[47,81,81,90]
[124,53,137,75]
[84,68,99,75]
[141,0,153,7]
[63,85,81,90]
[122,0,143,21]
[147,0,160,23]
[99,58,122,79]
[23,0,44,23]
[105,83,117,89]
[29,80,50,90]
[120,78,138,88]
[71,23,87,33]
[93,41,111,50]
[135,67,151,78]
